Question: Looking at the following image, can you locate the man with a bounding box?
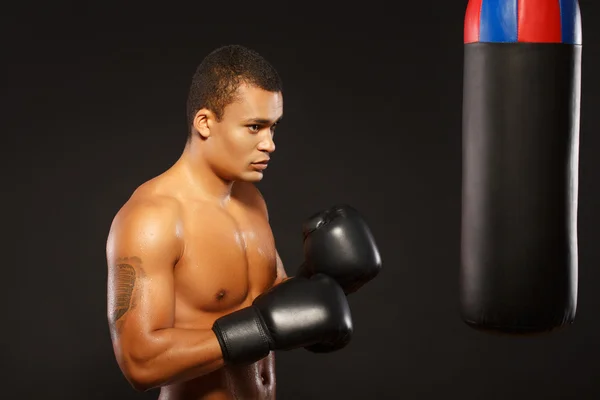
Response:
[106,44,381,399]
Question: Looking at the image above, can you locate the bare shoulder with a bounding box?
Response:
[233,181,269,218]
[106,188,183,262]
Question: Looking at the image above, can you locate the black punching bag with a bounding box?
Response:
[460,0,582,334]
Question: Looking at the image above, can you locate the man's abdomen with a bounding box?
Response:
[158,354,275,400]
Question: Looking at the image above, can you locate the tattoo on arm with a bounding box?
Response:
[112,256,143,323]
[114,263,136,321]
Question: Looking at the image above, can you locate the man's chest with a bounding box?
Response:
[175,202,278,311]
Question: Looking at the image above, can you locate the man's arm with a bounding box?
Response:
[247,183,290,286]
[106,200,224,392]
[274,250,290,285]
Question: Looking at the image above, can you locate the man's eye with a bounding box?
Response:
[248,125,260,132]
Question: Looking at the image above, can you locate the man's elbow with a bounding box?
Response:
[114,344,162,392]
[121,360,161,392]
[127,374,157,393]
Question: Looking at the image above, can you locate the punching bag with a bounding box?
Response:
[460,0,582,334]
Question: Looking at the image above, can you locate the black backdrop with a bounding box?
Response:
[5,1,600,399]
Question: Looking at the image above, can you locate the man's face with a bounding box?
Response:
[203,83,283,182]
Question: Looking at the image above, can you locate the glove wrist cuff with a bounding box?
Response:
[212,306,271,365]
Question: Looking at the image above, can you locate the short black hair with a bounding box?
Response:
[186,44,283,139]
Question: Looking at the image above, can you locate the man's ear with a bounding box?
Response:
[192,108,213,139]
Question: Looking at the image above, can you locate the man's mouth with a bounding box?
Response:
[251,159,270,171]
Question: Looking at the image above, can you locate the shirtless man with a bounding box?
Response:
[106,45,381,400]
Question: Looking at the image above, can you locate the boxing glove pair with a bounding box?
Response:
[212,204,381,364]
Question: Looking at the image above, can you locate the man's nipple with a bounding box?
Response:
[215,290,227,301]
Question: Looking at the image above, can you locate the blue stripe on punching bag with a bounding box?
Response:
[559,0,582,45]
[480,0,518,43]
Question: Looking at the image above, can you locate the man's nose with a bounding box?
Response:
[258,133,276,153]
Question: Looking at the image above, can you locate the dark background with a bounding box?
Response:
[5,1,600,399]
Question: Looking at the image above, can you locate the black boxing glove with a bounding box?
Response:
[297,204,382,295]
[212,274,353,365]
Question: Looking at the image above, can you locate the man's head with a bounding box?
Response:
[186,45,283,183]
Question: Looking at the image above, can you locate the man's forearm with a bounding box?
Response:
[116,327,225,391]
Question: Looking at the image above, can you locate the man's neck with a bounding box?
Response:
[173,141,234,204]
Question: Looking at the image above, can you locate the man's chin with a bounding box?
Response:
[238,171,264,182]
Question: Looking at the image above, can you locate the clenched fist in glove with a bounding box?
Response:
[212,274,353,364]
[297,204,382,295]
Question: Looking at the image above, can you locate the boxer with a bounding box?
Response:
[106,44,381,400]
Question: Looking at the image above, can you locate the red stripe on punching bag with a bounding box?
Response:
[465,0,484,43]
[518,0,562,42]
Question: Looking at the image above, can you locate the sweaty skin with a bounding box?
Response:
[107,83,287,399]
[107,178,286,400]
